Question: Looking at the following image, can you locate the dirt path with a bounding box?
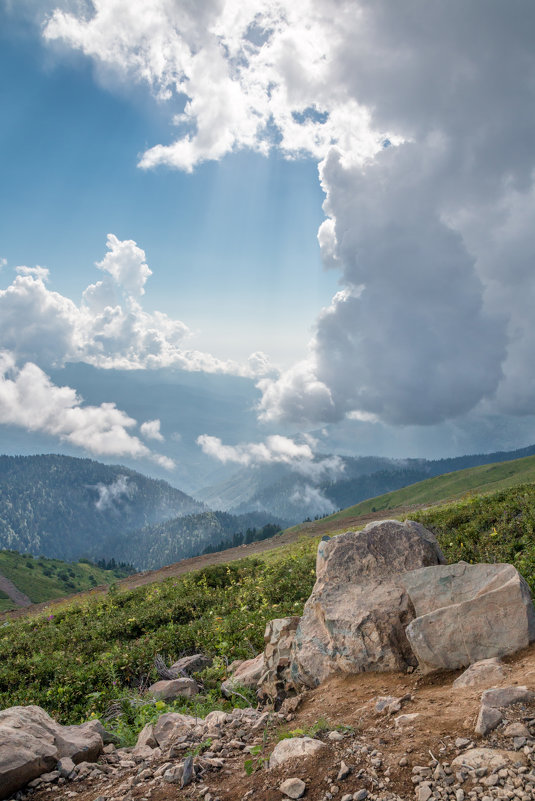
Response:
[0,505,422,621]
[0,570,32,607]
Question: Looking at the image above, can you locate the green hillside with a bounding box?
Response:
[2,478,535,741]
[0,551,133,612]
[323,453,535,523]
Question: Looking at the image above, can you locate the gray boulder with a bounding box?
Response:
[289,520,445,686]
[402,562,535,672]
[0,705,103,800]
[148,677,199,700]
[152,712,197,748]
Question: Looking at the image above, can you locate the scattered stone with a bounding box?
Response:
[475,705,503,736]
[353,791,368,801]
[152,713,197,748]
[453,658,510,689]
[504,722,531,738]
[451,748,527,772]
[169,654,212,675]
[148,677,199,700]
[181,755,194,788]
[163,764,184,784]
[337,761,351,780]
[328,731,344,742]
[269,737,326,769]
[57,758,75,779]
[135,723,158,750]
[480,685,534,709]
[279,778,306,798]
[222,653,265,697]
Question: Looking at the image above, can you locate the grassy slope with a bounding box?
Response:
[321,453,535,523]
[0,551,130,611]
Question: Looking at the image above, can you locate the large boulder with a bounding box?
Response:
[258,617,300,704]
[402,562,535,672]
[289,520,446,686]
[0,706,103,800]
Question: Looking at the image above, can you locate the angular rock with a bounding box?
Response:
[475,705,502,736]
[221,652,264,696]
[0,706,103,800]
[480,685,534,709]
[204,710,231,727]
[269,736,326,769]
[403,562,535,672]
[280,777,306,798]
[453,658,509,689]
[289,520,445,686]
[57,757,75,779]
[136,723,158,749]
[258,617,300,703]
[451,748,527,772]
[148,677,199,700]
[169,654,212,676]
[152,713,197,748]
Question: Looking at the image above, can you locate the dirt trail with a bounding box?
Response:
[0,505,421,621]
[0,570,32,607]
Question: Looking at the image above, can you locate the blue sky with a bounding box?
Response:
[0,7,337,366]
[1,1,535,491]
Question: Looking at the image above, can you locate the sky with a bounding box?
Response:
[1,0,535,491]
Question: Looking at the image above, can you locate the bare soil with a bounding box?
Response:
[29,643,535,801]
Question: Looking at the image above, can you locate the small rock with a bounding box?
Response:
[480,686,534,709]
[475,705,502,736]
[163,765,184,784]
[353,791,368,801]
[269,737,326,769]
[337,761,351,780]
[57,758,76,779]
[453,658,509,690]
[504,722,531,738]
[328,731,344,742]
[417,786,432,801]
[279,778,306,799]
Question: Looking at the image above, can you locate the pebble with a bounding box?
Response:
[279,778,306,799]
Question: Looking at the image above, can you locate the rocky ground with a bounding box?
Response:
[14,643,535,801]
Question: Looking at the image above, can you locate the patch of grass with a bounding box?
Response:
[0,548,316,727]
[0,550,130,604]
[316,454,535,523]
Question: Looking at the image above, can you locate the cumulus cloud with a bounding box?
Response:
[96,234,151,296]
[41,2,535,427]
[196,433,343,480]
[0,351,174,468]
[0,234,274,378]
[140,418,164,441]
[290,484,336,517]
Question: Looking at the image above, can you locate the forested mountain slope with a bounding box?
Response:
[0,454,203,562]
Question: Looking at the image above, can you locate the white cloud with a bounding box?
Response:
[96,233,152,296]
[0,351,174,468]
[40,2,535,428]
[290,484,336,517]
[0,234,275,378]
[94,475,133,511]
[140,418,164,441]
[196,433,343,480]
[0,258,7,270]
